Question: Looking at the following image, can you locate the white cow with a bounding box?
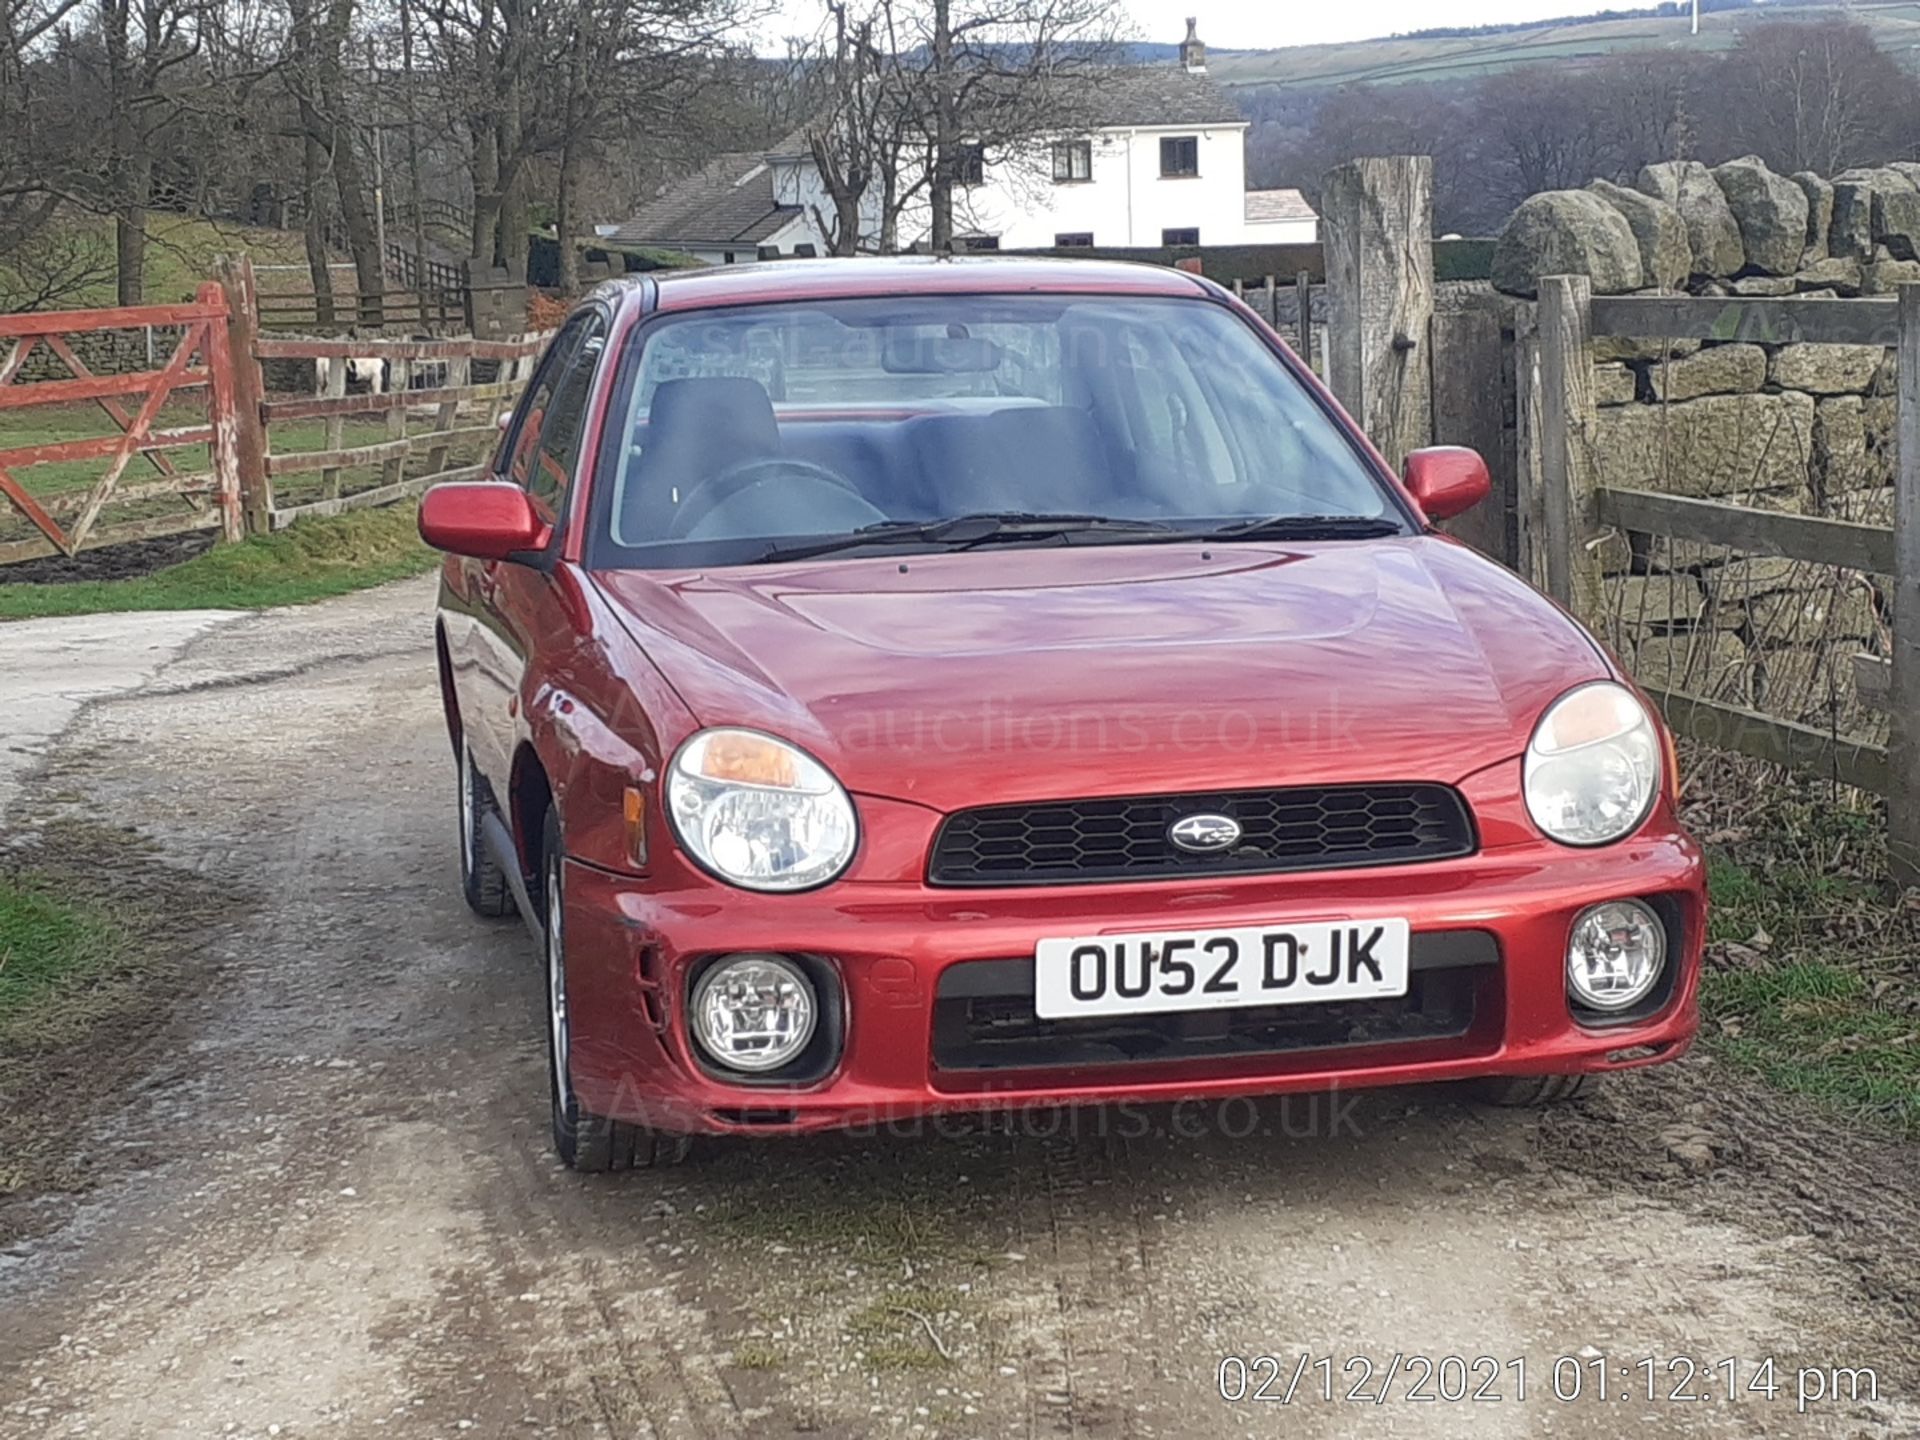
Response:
[316,356,387,395]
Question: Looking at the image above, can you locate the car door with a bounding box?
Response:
[460,316,592,787]
[466,310,609,791]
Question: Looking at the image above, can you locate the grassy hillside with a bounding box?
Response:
[0,212,340,311]
[1210,1,1920,89]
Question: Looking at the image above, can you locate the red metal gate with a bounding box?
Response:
[0,285,243,564]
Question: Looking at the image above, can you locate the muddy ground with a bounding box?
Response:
[1,575,1917,1440]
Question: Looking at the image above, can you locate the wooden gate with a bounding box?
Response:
[0,288,243,564]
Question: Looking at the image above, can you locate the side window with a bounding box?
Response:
[502,323,582,491]
[526,315,607,516]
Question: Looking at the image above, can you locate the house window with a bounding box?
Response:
[1160,136,1200,178]
[959,234,1000,251]
[1054,232,1094,248]
[955,144,986,186]
[1162,227,1200,246]
[1052,141,1092,183]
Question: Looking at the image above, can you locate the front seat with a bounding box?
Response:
[623,377,781,542]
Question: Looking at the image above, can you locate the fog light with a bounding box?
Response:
[1567,900,1666,1013]
[691,954,816,1073]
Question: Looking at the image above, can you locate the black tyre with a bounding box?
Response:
[1468,1074,1592,1108]
[541,810,692,1171]
[458,739,515,918]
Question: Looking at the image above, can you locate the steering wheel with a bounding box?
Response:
[670,457,883,540]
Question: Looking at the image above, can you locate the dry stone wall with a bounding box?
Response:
[1492,157,1900,741]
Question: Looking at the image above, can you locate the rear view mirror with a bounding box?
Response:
[881,327,1002,374]
[1403,447,1491,522]
[419,482,551,562]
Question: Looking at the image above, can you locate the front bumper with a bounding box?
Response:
[561,831,1705,1137]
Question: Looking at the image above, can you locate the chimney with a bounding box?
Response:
[1180,17,1207,74]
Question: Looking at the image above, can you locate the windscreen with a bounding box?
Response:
[593,294,1397,567]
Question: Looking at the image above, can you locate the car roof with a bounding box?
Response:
[612,255,1213,316]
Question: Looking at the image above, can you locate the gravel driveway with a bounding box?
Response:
[1,575,1915,1439]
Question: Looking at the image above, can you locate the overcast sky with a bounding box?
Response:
[756,1,1665,51]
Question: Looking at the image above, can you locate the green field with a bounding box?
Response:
[1209,1,1920,89]
[0,213,337,311]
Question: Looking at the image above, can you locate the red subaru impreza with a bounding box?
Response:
[423,258,1704,1170]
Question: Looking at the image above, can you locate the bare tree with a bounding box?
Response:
[1711,17,1920,175]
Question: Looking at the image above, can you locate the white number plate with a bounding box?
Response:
[1034,919,1411,1020]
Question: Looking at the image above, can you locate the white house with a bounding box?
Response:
[941,21,1317,251]
[607,20,1314,263]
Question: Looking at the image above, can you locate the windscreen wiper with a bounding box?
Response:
[752,512,1179,564]
[1183,514,1407,543]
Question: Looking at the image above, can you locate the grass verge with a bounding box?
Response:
[0,504,436,620]
[0,880,122,1044]
[0,824,240,1228]
[1687,753,1920,1136]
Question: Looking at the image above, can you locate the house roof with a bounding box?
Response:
[1088,65,1243,128]
[607,152,803,250]
[1245,188,1318,225]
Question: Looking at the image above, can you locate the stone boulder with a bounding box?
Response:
[1794,256,1863,296]
[1631,633,1753,703]
[1588,179,1690,290]
[1748,584,1880,643]
[1593,392,1815,498]
[1712,156,1810,275]
[1770,344,1885,395]
[1875,187,1920,261]
[1863,396,1897,490]
[1647,344,1767,402]
[1794,171,1834,260]
[1836,486,1895,526]
[1830,178,1876,261]
[1638,160,1746,276]
[1863,258,1920,295]
[1492,191,1644,297]
[1594,362,1639,406]
[1593,334,1702,364]
[1608,574,1705,630]
[1813,396,1866,499]
[1712,555,1808,601]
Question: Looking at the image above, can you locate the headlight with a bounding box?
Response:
[667,728,856,891]
[1524,682,1661,846]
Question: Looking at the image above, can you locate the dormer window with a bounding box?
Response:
[1160,136,1199,178]
[1052,141,1093,183]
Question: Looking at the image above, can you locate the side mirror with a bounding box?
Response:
[1403,446,1491,522]
[419,482,551,562]
[496,409,514,432]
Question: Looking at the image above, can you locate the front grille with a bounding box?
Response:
[931,933,1500,1074]
[928,783,1476,887]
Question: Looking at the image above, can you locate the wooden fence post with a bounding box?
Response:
[198,281,246,544]
[1538,274,1602,618]
[319,347,348,499]
[1296,270,1314,373]
[1430,301,1512,564]
[1320,155,1434,471]
[213,256,273,534]
[1892,283,1920,890]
